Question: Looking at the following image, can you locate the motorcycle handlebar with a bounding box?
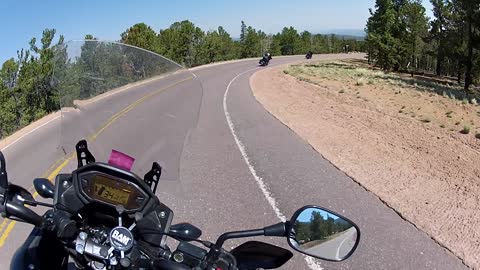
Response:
[5,201,43,227]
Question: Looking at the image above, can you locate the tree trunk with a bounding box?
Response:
[464,16,474,95]
[457,59,463,84]
[436,53,443,76]
[411,58,414,77]
[411,40,415,77]
[10,91,21,128]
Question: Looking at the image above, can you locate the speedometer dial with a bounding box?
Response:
[79,172,149,212]
[93,175,132,205]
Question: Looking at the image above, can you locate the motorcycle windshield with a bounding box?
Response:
[52,40,202,199]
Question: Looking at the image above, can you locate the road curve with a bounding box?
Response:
[0,55,467,269]
[304,227,358,261]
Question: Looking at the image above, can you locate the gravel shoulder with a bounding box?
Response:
[251,60,480,269]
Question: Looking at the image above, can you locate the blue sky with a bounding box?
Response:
[1,0,433,63]
[297,208,340,222]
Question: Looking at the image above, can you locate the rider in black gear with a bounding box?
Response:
[259,53,272,66]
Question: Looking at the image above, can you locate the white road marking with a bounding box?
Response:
[223,67,286,222]
[336,233,350,260]
[336,228,356,260]
[223,67,324,270]
[1,115,61,152]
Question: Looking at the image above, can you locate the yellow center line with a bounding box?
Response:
[0,219,8,233]
[0,77,192,247]
[0,222,16,246]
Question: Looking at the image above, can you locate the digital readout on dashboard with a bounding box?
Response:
[91,175,133,205]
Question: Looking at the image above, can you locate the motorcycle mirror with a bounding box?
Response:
[287,206,360,262]
[33,178,55,199]
[169,223,202,241]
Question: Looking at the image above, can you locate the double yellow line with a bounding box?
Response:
[0,77,192,248]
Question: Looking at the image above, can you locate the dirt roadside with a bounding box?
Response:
[251,63,480,269]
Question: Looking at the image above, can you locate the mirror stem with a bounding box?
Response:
[263,222,287,237]
[214,229,265,249]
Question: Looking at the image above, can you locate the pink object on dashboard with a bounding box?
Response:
[108,150,135,171]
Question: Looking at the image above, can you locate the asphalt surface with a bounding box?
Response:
[304,227,358,261]
[0,55,468,269]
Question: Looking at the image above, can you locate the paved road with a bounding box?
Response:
[305,227,358,261]
[0,55,467,269]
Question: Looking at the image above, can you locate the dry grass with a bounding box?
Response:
[286,61,468,100]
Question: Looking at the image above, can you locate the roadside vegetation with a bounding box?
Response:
[366,0,480,96]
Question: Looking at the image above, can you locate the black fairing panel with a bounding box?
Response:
[230,241,293,270]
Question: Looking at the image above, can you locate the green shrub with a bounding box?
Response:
[460,125,470,134]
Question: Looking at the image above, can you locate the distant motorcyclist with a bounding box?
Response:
[265,52,272,61]
[305,51,313,59]
[259,52,272,66]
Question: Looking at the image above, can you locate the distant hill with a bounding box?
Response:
[329,34,365,41]
[321,29,366,40]
[232,29,366,41]
[321,29,366,37]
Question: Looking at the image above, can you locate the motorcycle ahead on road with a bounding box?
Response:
[259,53,272,66]
[0,41,360,270]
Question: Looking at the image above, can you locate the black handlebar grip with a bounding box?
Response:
[53,211,76,239]
[5,201,43,227]
[152,259,191,270]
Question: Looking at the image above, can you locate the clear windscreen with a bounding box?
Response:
[51,40,202,198]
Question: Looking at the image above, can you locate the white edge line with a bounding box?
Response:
[1,115,61,151]
[223,68,324,270]
[336,227,355,260]
[336,233,350,260]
